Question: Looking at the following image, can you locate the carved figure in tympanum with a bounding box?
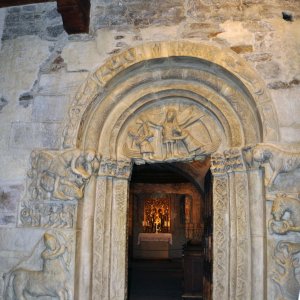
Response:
[128,119,154,160]
[272,241,300,300]
[253,144,300,189]
[3,232,71,300]
[268,193,300,235]
[124,105,216,162]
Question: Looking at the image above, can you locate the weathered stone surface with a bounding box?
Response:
[32,95,70,122]
[2,2,65,41]
[61,40,103,72]
[0,96,8,112]
[0,183,23,213]
[271,86,300,131]
[218,21,255,47]
[0,35,51,105]
[0,1,299,300]
[91,0,185,30]
[39,71,88,96]
[10,122,62,149]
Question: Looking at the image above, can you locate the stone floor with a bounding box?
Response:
[128,259,183,300]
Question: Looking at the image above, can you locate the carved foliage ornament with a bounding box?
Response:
[272,241,300,300]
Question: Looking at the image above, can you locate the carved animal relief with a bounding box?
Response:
[19,148,100,229]
[269,193,300,235]
[253,144,300,189]
[3,232,71,300]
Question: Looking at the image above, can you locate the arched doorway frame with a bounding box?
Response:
[66,41,279,300]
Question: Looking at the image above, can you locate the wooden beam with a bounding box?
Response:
[57,0,90,34]
[0,0,90,34]
[0,0,54,8]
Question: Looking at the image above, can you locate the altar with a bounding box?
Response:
[136,233,172,259]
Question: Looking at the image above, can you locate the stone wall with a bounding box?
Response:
[0,0,299,299]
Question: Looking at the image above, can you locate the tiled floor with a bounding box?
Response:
[128,259,183,300]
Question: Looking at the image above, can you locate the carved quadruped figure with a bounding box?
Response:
[3,232,71,300]
[268,193,300,235]
[253,143,300,188]
[272,241,300,300]
[27,148,100,202]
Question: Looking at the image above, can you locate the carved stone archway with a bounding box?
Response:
[64,41,278,300]
[18,41,281,300]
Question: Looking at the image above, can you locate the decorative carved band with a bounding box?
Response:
[211,148,247,174]
[213,175,229,298]
[98,158,132,179]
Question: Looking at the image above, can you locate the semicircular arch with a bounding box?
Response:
[62,41,279,154]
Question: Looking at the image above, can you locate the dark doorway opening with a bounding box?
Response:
[127,160,212,300]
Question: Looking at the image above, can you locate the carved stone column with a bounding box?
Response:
[211,147,266,300]
[92,159,132,300]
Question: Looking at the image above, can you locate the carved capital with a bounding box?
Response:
[98,158,132,179]
[211,148,247,175]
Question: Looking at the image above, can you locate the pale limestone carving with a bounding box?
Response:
[235,173,250,299]
[27,148,100,202]
[211,147,247,174]
[63,41,278,149]
[98,159,132,178]
[272,241,300,300]
[253,144,300,188]
[268,193,300,235]
[124,105,220,163]
[3,232,71,300]
[212,176,229,299]
[20,203,75,229]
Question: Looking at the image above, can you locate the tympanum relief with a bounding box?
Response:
[19,148,100,228]
[122,103,221,164]
[3,232,72,300]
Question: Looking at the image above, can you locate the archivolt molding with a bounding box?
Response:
[62,41,279,152]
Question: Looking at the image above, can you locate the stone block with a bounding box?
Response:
[61,40,103,72]
[2,2,63,41]
[45,7,60,19]
[92,0,185,29]
[0,36,51,100]
[39,71,88,96]
[46,24,64,38]
[271,86,300,128]
[279,127,300,144]
[10,122,62,149]
[32,95,70,122]
[218,20,255,46]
